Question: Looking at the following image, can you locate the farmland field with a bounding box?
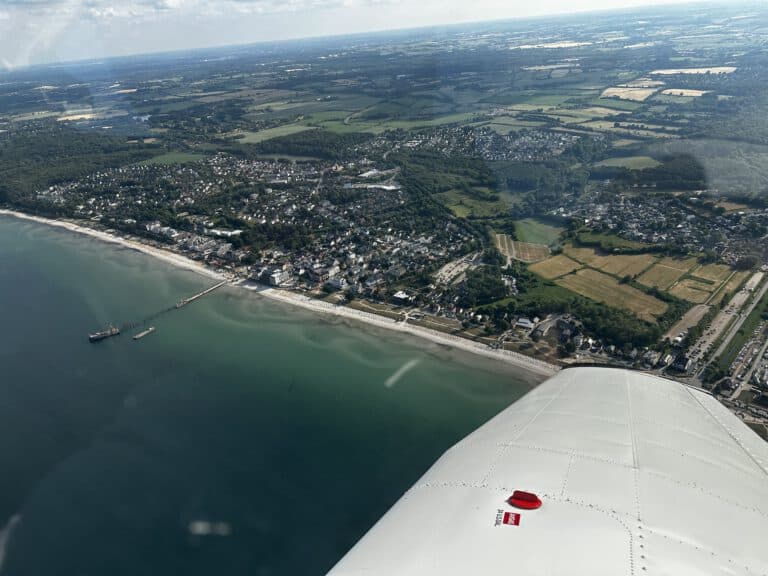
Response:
[601,87,659,101]
[563,246,657,278]
[650,67,737,75]
[691,263,732,284]
[576,232,647,251]
[529,255,583,279]
[514,218,565,246]
[236,124,316,143]
[670,278,715,303]
[556,268,668,321]
[710,271,751,305]
[595,156,661,170]
[439,189,509,218]
[660,89,710,97]
[496,234,550,263]
[637,257,697,289]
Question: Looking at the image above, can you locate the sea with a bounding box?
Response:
[0,216,537,575]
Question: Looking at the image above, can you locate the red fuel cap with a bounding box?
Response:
[507,491,542,510]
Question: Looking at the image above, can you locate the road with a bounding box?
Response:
[690,272,768,377]
[731,331,768,400]
[711,275,768,364]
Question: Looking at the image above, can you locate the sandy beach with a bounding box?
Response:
[244,283,559,377]
[0,210,224,281]
[0,209,559,378]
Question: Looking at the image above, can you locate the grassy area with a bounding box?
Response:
[691,263,732,284]
[711,271,750,306]
[637,257,697,289]
[575,231,648,251]
[595,156,661,170]
[564,245,657,278]
[586,98,644,111]
[236,125,316,144]
[529,254,583,279]
[670,279,714,303]
[438,189,510,218]
[487,119,546,134]
[495,233,550,263]
[514,218,566,246]
[348,112,486,133]
[139,152,205,165]
[556,268,668,322]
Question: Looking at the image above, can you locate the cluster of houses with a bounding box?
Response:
[400,126,584,162]
[560,185,768,264]
[33,152,477,287]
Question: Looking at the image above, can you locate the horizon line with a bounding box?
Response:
[0,0,729,74]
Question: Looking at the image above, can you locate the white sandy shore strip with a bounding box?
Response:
[0,209,559,378]
[243,283,559,378]
[0,210,224,281]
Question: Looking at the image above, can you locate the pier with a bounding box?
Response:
[175,280,228,309]
[89,280,229,342]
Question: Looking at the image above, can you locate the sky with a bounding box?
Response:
[0,0,709,69]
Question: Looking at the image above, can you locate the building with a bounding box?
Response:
[270,269,290,287]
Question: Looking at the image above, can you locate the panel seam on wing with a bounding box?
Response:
[644,469,768,519]
[638,436,767,480]
[493,442,633,468]
[683,386,768,477]
[478,371,574,485]
[626,372,642,525]
[640,524,764,575]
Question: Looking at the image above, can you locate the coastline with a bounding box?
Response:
[0,209,559,378]
[0,210,224,281]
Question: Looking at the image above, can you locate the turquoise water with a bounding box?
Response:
[0,217,537,575]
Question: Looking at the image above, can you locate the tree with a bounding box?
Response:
[735,255,759,270]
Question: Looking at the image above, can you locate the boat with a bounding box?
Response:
[133,326,156,341]
[88,325,120,342]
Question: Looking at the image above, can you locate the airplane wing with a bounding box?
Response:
[327,367,768,576]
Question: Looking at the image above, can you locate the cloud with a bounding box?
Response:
[0,0,379,16]
[0,0,700,69]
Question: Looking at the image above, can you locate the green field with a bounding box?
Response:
[439,189,510,218]
[595,156,661,170]
[139,152,205,166]
[586,98,644,111]
[236,125,316,143]
[576,231,647,251]
[515,218,566,246]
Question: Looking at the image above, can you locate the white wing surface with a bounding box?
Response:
[328,367,768,576]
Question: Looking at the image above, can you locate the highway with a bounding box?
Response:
[690,272,768,378]
[731,331,768,400]
[711,275,768,364]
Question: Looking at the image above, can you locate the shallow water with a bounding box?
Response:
[0,216,539,575]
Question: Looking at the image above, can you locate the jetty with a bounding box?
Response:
[175,280,227,309]
[88,280,228,342]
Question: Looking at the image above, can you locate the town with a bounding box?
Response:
[2,2,768,438]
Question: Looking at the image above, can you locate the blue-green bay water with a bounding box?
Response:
[0,217,537,575]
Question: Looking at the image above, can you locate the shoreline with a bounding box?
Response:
[0,210,224,281]
[0,209,559,378]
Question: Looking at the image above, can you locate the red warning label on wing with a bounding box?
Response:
[495,510,521,527]
[503,512,521,526]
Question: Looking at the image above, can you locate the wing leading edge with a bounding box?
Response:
[328,367,768,576]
